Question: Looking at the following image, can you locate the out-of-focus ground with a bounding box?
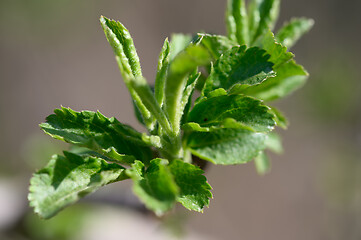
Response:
[0,0,360,239]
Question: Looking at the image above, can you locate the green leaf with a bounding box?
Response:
[187,126,267,165]
[28,152,127,219]
[155,38,170,109]
[169,33,192,61]
[169,160,212,212]
[261,30,294,68]
[198,33,235,59]
[276,18,314,49]
[67,145,114,161]
[180,72,201,126]
[132,100,146,126]
[182,118,252,132]
[269,106,288,129]
[164,44,211,134]
[265,132,283,154]
[126,159,179,216]
[207,88,228,98]
[170,45,211,76]
[254,151,270,175]
[100,16,153,130]
[100,16,142,78]
[249,0,280,44]
[254,132,282,175]
[248,0,261,40]
[182,122,213,132]
[263,0,280,31]
[226,0,249,45]
[243,60,308,101]
[204,46,274,95]
[187,94,276,132]
[40,107,152,164]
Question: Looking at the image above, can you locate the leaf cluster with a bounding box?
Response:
[29,0,313,218]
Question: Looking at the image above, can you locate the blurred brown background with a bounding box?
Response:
[1,0,360,239]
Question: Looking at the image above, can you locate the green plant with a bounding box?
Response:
[28,0,313,218]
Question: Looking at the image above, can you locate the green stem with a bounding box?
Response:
[129,78,173,135]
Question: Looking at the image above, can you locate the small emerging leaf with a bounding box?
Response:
[265,132,283,154]
[155,38,171,109]
[28,152,127,219]
[254,151,270,175]
[226,0,249,45]
[100,16,142,78]
[165,44,211,134]
[180,72,201,126]
[250,0,280,44]
[100,16,155,130]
